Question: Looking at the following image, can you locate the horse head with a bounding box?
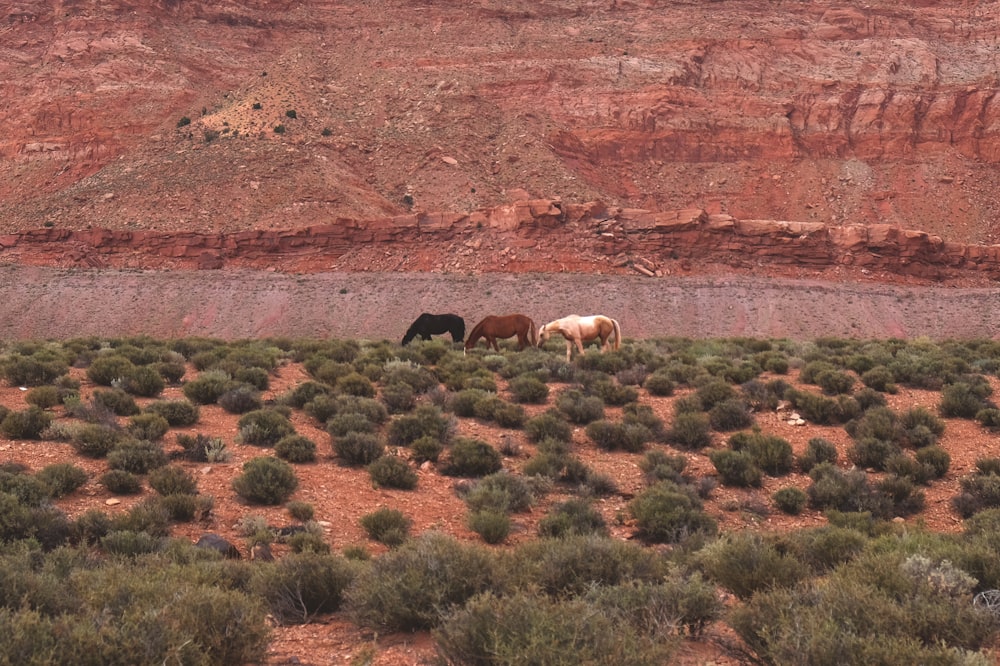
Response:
[537,324,550,345]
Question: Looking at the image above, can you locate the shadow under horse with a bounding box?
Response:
[464,313,537,352]
[401,313,465,345]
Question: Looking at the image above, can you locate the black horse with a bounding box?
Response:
[401,313,465,345]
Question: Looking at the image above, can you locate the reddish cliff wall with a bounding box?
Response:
[3,200,998,282]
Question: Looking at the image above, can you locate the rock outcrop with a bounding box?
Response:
[3,200,998,282]
[3,0,1000,248]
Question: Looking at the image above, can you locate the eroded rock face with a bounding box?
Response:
[2,1,1000,249]
[2,200,997,282]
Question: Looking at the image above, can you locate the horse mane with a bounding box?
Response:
[464,318,487,348]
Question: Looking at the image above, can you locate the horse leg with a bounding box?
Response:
[515,332,526,350]
[565,340,573,362]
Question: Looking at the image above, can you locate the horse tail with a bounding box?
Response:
[527,318,538,347]
[611,318,621,350]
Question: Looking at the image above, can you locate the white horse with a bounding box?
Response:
[537,314,622,362]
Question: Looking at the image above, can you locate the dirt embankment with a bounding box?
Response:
[6,266,999,342]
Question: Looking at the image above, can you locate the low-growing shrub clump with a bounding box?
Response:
[274,434,317,463]
[238,409,296,447]
[144,399,200,426]
[232,456,299,505]
[359,507,411,547]
[333,431,384,466]
[443,438,503,477]
[368,455,418,490]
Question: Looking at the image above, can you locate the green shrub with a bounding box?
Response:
[359,507,411,546]
[976,407,1000,429]
[2,352,69,386]
[119,364,165,397]
[524,410,572,443]
[666,412,712,450]
[107,440,168,474]
[161,493,198,521]
[346,532,496,632]
[336,372,376,397]
[86,354,136,386]
[182,370,235,404]
[25,385,61,409]
[144,399,200,426]
[508,375,549,403]
[333,431,384,465]
[274,434,317,463]
[729,431,794,475]
[709,449,763,487]
[368,456,418,490]
[175,433,227,462]
[638,449,687,483]
[110,496,170,536]
[436,590,677,665]
[848,437,900,471]
[252,552,358,624]
[1,406,52,439]
[406,436,441,464]
[464,473,534,514]
[326,411,378,436]
[100,469,143,494]
[102,529,162,556]
[380,381,415,413]
[443,438,502,477]
[538,498,608,538]
[218,385,263,414]
[92,388,140,416]
[861,366,896,392]
[237,409,295,447]
[940,380,992,418]
[585,419,650,452]
[126,412,170,441]
[699,532,809,600]
[386,405,452,447]
[628,480,718,544]
[915,444,950,479]
[556,389,605,424]
[36,463,87,498]
[285,500,314,522]
[797,437,838,472]
[643,370,675,396]
[148,465,197,496]
[467,510,510,544]
[508,534,664,596]
[772,486,808,515]
[854,387,889,410]
[785,388,854,424]
[449,388,490,417]
[708,398,753,431]
[70,423,126,457]
[286,380,332,408]
[816,369,855,395]
[232,457,299,505]
[586,378,640,406]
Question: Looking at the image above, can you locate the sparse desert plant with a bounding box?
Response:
[238,409,295,447]
[274,434,317,463]
[100,469,143,495]
[797,437,838,472]
[1,406,52,440]
[145,399,200,426]
[556,389,605,424]
[218,384,263,414]
[232,456,299,505]
[368,455,418,490]
[107,439,169,474]
[524,410,573,443]
[628,480,718,544]
[443,438,502,477]
[538,498,608,538]
[126,413,170,441]
[666,412,712,450]
[772,486,808,515]
[508,375,549,403]
[467,510,510,544]
[35,462,87,498]
[359,507,411,547]
[333,431,384,466]
[148,465,197,496]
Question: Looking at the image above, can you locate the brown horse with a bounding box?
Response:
[537,314,621,361]
[464,314,538,353]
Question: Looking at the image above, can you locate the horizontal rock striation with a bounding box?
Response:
[3,200,999,281]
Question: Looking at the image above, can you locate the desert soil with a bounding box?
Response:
[2,265,1000,664]
[4,265,1000,341]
